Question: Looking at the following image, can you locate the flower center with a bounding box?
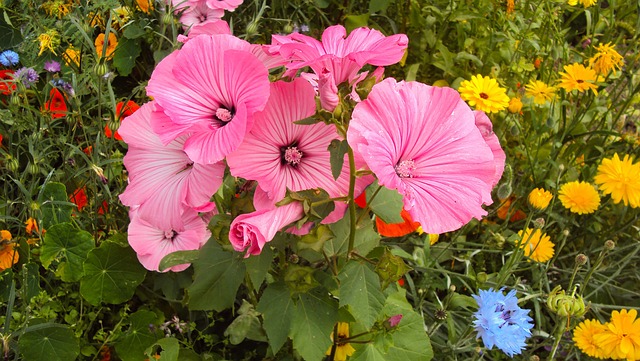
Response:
[395,159,416,178]
[164,230,176,241]
[576,79,584,83]
[211,106,235,129]
[283,146,303,166]
[479,92,489,99]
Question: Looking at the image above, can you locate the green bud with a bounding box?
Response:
[162,12,175,25]
[375,248,412,290]
[283,24,294,34]
[94,63,108,77]
[284,265,317,294]
[246,22,259,35]
[6,156,19,173]
[27,161,40,175]
[546,285,587,318]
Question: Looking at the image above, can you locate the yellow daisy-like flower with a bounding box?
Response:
[557,63,598,95]
[63,46,81,67]
[42,0,72,19]
[589,43,624,75]
[517,228,554,262]
[326,323,356,361]
[528,188,553,210]
[558,181,600,214]
[525,80,556,105]
[573,319,608,359]
[0,230,19,272]
[458,75,510,113]
[37,29,61,56]
[594,153,640,208]
[568,0,597,7]
[112,6,132,30]
[594,309,640,360]
[507,97,523,114]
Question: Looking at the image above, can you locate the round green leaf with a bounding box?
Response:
[18,324,79,361]
[40,223,94,282]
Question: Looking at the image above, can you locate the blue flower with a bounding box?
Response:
[0,50,19,67]
[14,67,39,88]
[472,288,534,357]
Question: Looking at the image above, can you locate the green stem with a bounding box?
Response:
[347,146,357,257]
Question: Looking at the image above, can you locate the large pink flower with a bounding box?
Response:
[128,208,210,272]
[474,110,506,188]
[206,0,243,11]
[226,78,369,223]
[119,102,226,229]
[268,25,407,110]
[147,34,270,164]
[347,78,502,234]
[229,202,304,257]
[172,0,224,31]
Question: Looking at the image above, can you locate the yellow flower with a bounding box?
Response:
[573,319,608,359]
[37,29,61,56]
[589,42,624,75]
[42,0,72,19]
[594,309,640,360]
[136,0,154,14]
[528,188,553,210]
[458,75,510,113]
[568,0,598,7]
[557,63,598,95]
[507,97,523,114]
[594,153,640,208]
[63,47,81,67]
[326,323,356,361]
[506,0,515,14]
[0,230,18,271]
[112,6,132,29]
[517,228,554,262]
[525,80,556,105]
[95,33,118,60]
[558,181,600,214]
[88,12,106,29]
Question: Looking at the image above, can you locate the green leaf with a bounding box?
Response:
[345,14,370,32]
[244,246,273,291]
[338,261,385,328]
[351,343,387,361]
[369,0,391,13]
[158,250,200,272]
[224,300,266,344]
[366,181,404,224]
[116,310,160,361]
[380,290,433,361]
[325,215,380,257]
[145,337,179,361]
[80,242,146,305]
[294,116,322,125]
[41,223,94,282]
[123,23,145,39]
[38,182,74,229]
[257,282,295,353]
[187,241,245,311]
[448,293,477,310]
[113,38,141,76]
[290,287,338,361]
[328,139,349,180]
[18,324,79,361]
[21,262,41,302]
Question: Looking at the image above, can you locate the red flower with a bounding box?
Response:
[43,88,67,119]
[69,187,88,211]
[105,100,140,140]
[97,200,108,215]
[82,146,93,155]
[0,70,16,95]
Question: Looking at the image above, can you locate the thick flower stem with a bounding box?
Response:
[347,146,358,257]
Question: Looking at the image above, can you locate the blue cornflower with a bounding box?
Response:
[472,288,534,357]
[0,50,19,67]
[14,67,39,88]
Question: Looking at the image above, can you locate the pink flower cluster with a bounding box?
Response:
[120,15,505,272]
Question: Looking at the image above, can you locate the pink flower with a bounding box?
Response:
[147,34,270,164]
[474,110,506,188]
[205,0,243,11]
[128,208,210,272]
[347,78,502,234]
[227,78,370,223]
[173,0,224,31]
[118,102,226,229]
[229,202,304,257]
[268,25,407,109]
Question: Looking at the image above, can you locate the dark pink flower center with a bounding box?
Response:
[284,146,303,166]
[164,230,176,241]
[395,159,416,178]
[216,107,233,122]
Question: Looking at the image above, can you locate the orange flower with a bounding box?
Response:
[355,192,421,237]
[43,88,67,119]
[25,218,40,235]
[106,100,141,140]
[95,33,118,60]
[136,0,154,13]
[83,146,93,155]
[0,230,19,271]
[496,196,527,221]
[70,187,88,211]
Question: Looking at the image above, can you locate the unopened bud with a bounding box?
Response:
[384,314,403,329]
[575,254,588,266]
[604,239,615,250]
[246,22,259,35]
[530,356,540,361]
[562,229,570,237]
[288,253,299,264]
[533,217,545,229]
[434,308,448,320]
